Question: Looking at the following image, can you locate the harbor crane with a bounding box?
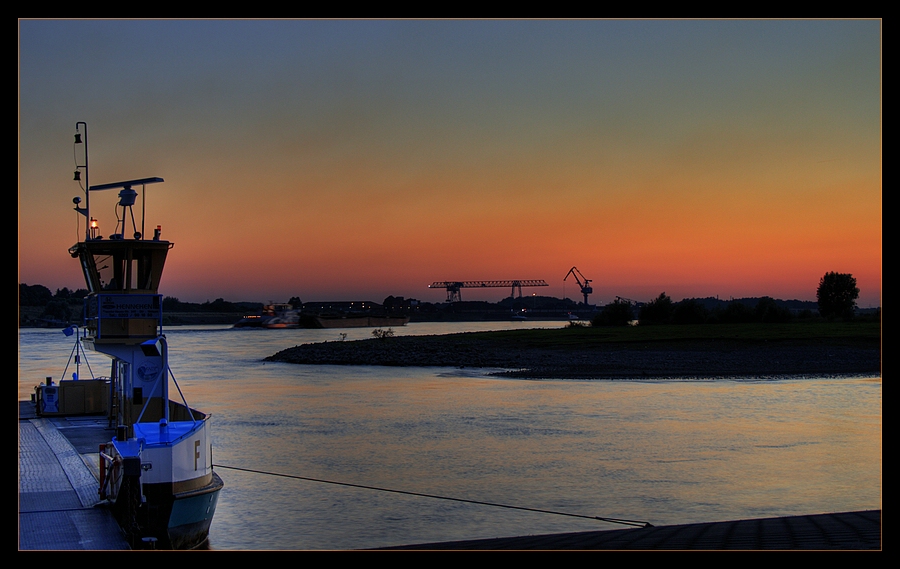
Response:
[429,280,549,303]
[564,267,593,306]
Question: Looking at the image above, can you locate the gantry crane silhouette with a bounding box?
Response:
[564,267,593,306]
[428,280,549,303]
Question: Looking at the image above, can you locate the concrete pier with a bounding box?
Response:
[386,509,881,550]
[18,402,128,550]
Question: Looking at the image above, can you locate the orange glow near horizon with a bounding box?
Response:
[18,20,881,307]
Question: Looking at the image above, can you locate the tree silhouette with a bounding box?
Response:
[19,283,52,306]
[754,296,791,323]
[593,299,633,326]
[816,272,859,319]
[639,293,674,325]
[672,298,708,324]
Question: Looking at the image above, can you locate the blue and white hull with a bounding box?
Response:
[103,413,223,549]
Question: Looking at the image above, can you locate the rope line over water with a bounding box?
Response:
[213,463,653,528]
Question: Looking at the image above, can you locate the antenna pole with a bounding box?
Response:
[75,121,90,240]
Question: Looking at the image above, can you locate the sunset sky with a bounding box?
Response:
[18,20,882,307]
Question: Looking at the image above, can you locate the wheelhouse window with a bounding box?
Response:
[74,241,170,294]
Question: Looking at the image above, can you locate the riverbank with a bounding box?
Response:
[266,322,881,379]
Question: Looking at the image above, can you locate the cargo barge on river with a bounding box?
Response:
[235,301,409,329]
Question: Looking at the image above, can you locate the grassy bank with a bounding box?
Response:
[462,320,881,347]
[268,320,881,379]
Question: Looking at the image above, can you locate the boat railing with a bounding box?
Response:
[83,293,163,340]
[131,398,205,424]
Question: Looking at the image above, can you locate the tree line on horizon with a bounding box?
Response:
[18,284,261,326]
[591,272,869,326]
[592,294,805,326]
[19,272,872,327]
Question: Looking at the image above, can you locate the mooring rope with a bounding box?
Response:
[213,463,652,528]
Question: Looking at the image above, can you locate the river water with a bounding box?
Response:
[18,322,882,550]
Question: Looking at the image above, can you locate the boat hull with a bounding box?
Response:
[112,472,223,549]
[102,413,222,549]
[148,473,224,549]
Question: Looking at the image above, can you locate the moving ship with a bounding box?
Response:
[235,301,409,329]
[233,303,295,328]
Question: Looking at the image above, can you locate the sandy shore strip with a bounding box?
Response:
[266,333,881,379]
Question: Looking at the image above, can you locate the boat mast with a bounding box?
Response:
[73,122,90,241]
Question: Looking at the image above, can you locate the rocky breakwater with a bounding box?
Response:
[265,331,881,380]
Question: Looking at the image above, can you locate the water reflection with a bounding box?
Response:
[18,324,882,550]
